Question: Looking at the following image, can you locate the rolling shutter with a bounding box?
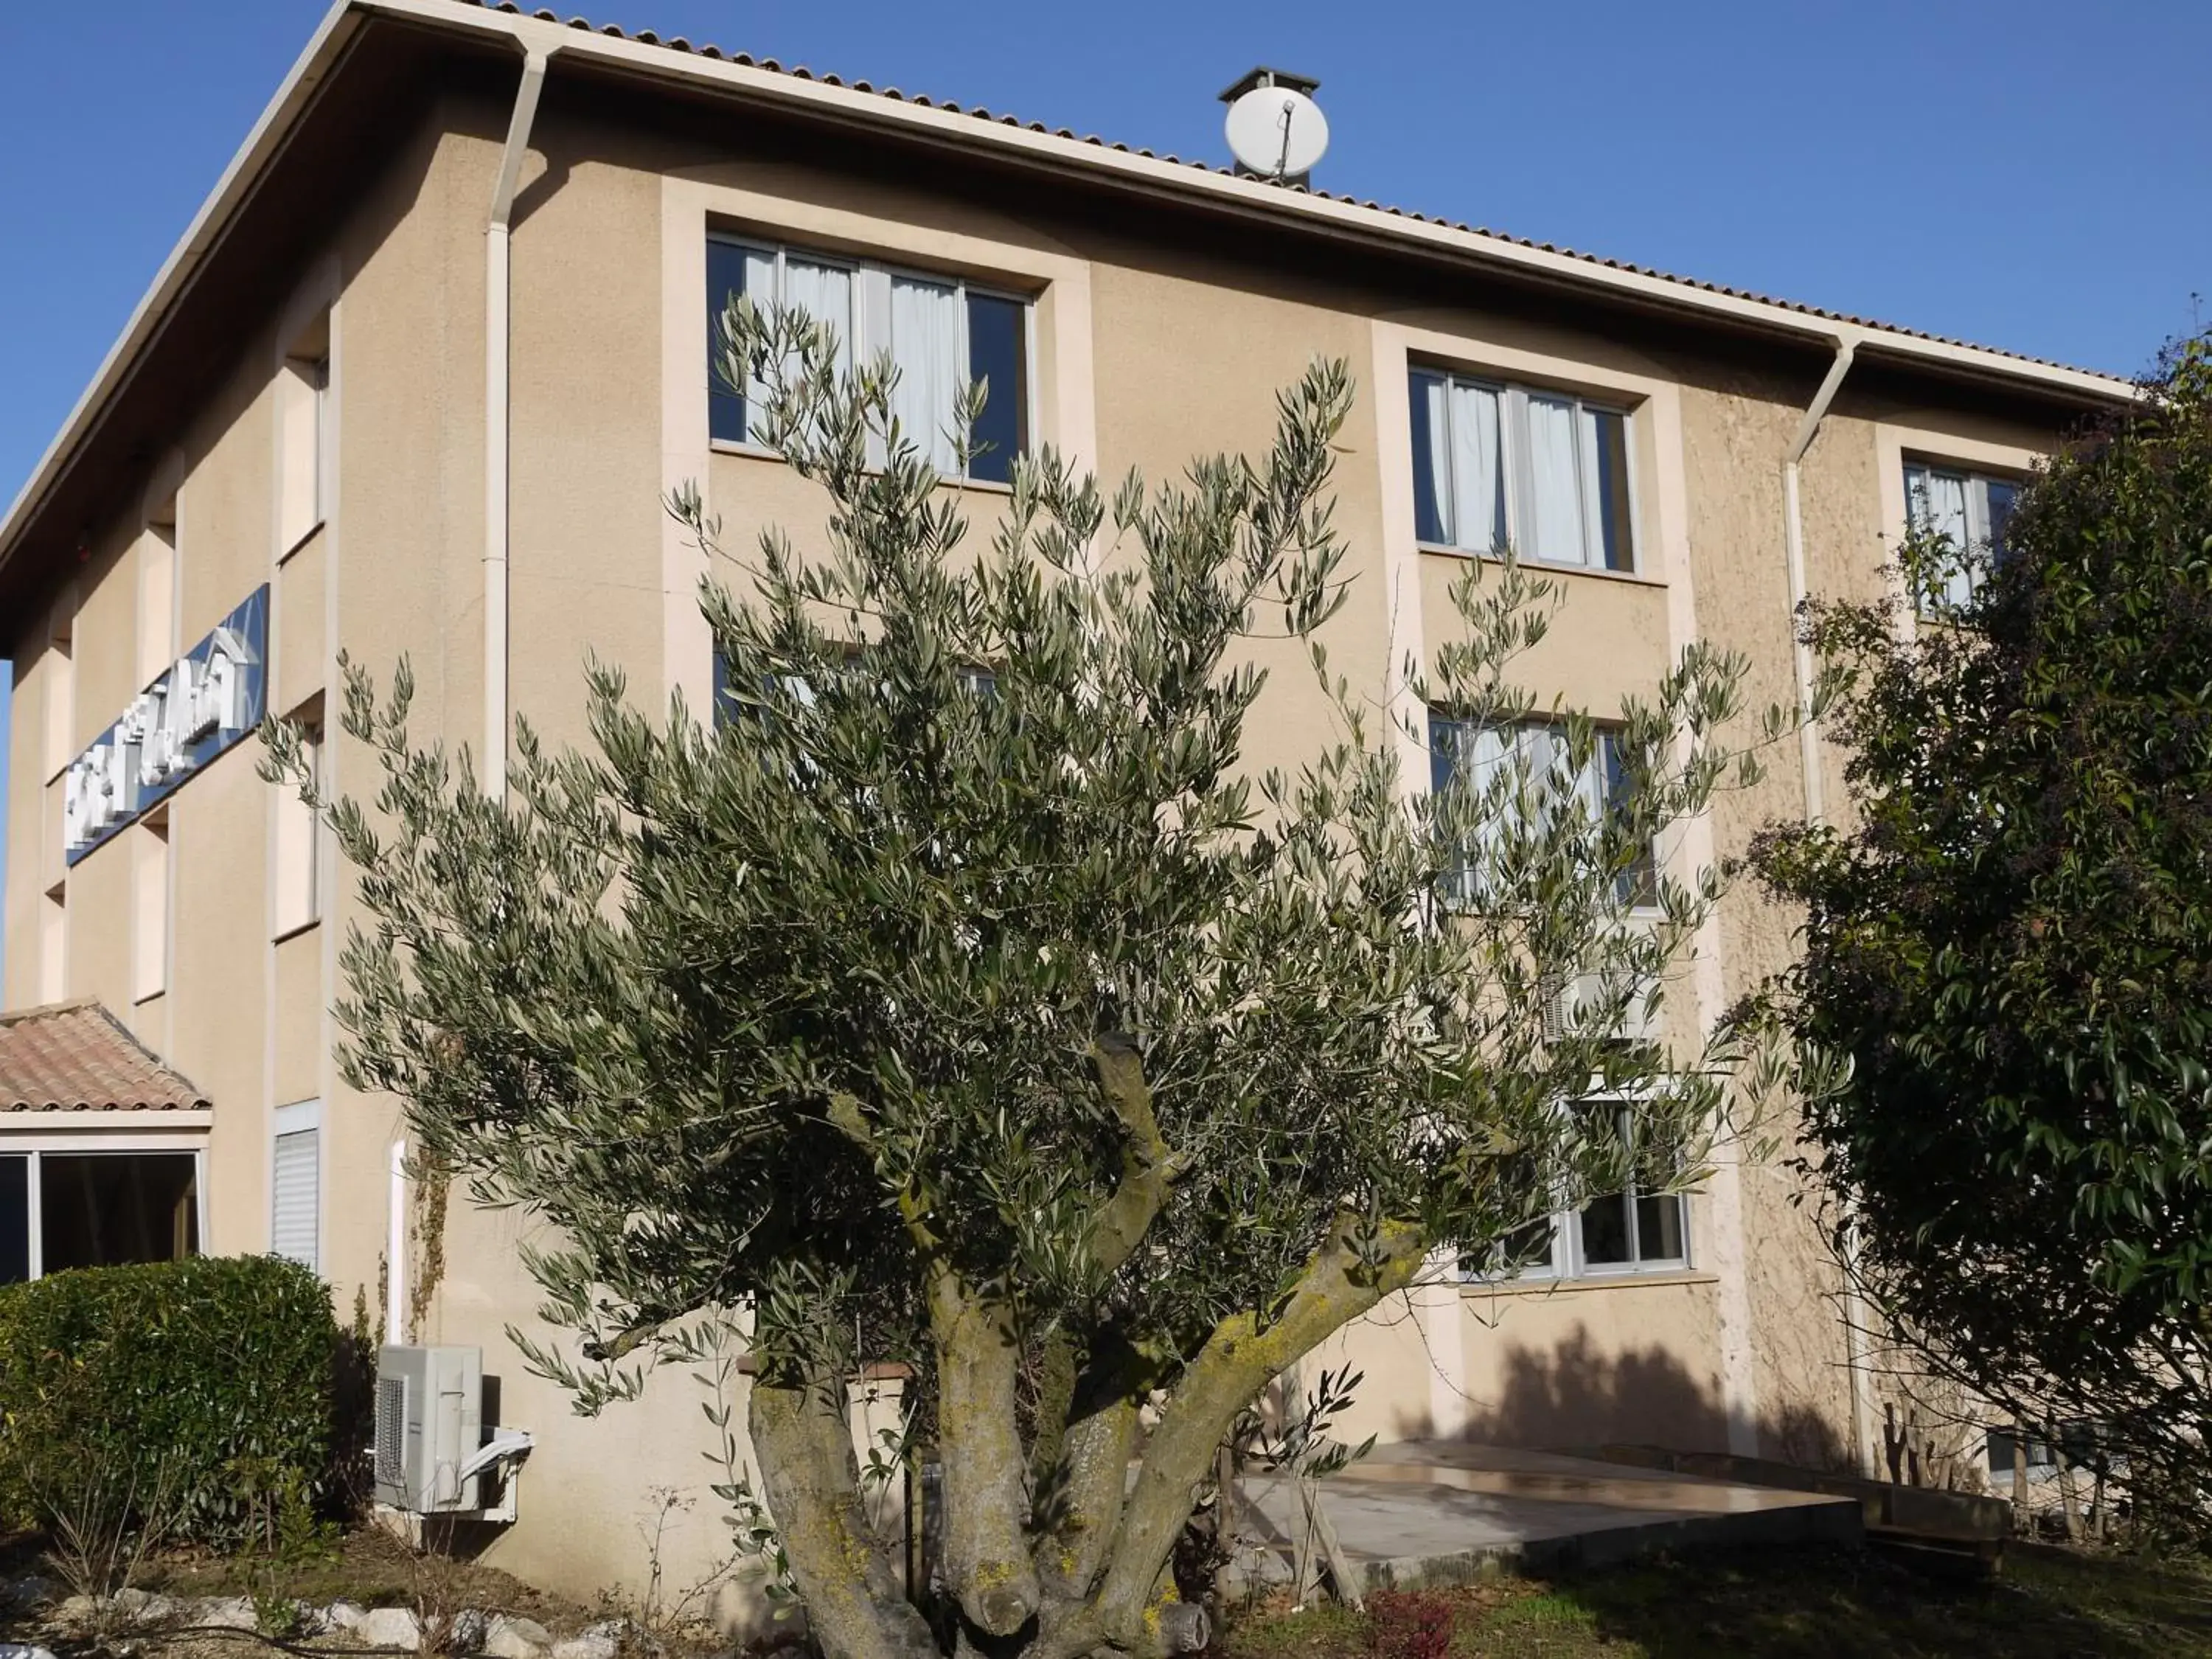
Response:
[271,1126,319,1272]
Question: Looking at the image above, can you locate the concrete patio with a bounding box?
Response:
[1233,1441,1863,1593]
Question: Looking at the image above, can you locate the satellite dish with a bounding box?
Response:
[1224,83,1329,181]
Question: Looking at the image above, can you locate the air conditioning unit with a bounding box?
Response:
[375,1345,484,1512]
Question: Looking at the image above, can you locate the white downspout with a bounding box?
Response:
[1783,335,1856,825]
[387,1139,408,1346]
[484,46,551,799]
[1782,333,1883,1481]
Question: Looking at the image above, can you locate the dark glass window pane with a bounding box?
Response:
[711,649,731,730]
[1578,1192,1633,1266]
[707,240,753,446]
[1635,1192,1685,1262]
[1409,372,1449,546]
[1986,479,2019,567]
[41,1153,199,1274]
[1429,714,1465,798]
[1495,1214,1557,1276]
[1592,409,1635,571]
[965,293,1026,484]
[1601,732,1657,908]
[0,1157,26,1284]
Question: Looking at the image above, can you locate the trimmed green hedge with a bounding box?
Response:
[0,1255,338,1546]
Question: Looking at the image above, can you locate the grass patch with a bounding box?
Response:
[1215,1543,2212,1658]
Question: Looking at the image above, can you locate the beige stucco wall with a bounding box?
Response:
[0,68,2092,1606]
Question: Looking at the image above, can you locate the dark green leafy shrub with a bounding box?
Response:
[0,1255,338,1548]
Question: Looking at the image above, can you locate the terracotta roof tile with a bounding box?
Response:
[458,0,2098,379]
[0,1000,211,1112]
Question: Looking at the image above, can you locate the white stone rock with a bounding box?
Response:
[550,1619,624,1659]
[359,1605,423,1651]
[55,1594,97,1628]
[485,1614,552,1659]
[448,1607,491,1654]
[0,1643,59,1659]
[195,1596,260,1630]
[324,1600,369,1632]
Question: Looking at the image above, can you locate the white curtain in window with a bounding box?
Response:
[890,276,964,473]
[1444,723,1512,898]
[782,258,854,376]
[1448,383,1503,553]
[741,248,780,417]
[1422,375,1455,543]
[1911,467,1975,607]
[1524,395,1587,566]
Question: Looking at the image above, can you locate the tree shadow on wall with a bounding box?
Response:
[1387,1324,1853,1474]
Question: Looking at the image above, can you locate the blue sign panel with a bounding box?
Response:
[63,584,270,866]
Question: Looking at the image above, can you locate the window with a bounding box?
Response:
[277,315,330,555]
[39,883,66,1004]
[1428,715,1656,908]
[131,810,170,1003]
[41,602,73,782]
[1475,1102,1688,1281]
[274,708,322,937]
[1985,1422,2108,1482]
[0,1148,204,1282]
[271,1102,320,1273]
[1905,462,2018,610]
[139,514,177,689]
[1410,369,1636,572]
[707,237,1030,484]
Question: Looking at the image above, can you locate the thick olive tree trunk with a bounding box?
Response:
[750,1215,1427,1659]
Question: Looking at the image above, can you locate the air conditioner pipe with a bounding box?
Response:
[483,44,552,799]
[1781,333,1884,1481]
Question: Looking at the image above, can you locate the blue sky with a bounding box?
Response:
[1,1,2208,944]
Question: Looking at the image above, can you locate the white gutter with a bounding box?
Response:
[1782,335,1858,825]
[353,0,2133,403]
[1781,335,1886,1483]
[0,0,2132,582]
[482,44,553,799]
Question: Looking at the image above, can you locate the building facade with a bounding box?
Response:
[0,0,2130,1601]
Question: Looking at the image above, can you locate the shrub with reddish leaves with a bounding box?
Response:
[1366,1590,1455,1659]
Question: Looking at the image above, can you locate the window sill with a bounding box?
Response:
[1460,1267,1714,1299]
[708,438,1017,493]
[1416,544,1666,590]
[271,917,322,947]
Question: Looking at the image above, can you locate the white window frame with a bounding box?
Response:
[1411,366,1641,575]
[706,234,1037,483]
[1904,461,2021,611]
[0,1135,210,1283]
[1472,1096,1691,1284]
[271,1099,322,1273]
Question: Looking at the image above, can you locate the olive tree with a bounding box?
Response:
[269,304,1788,1658]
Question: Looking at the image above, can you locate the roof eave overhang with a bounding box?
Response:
[0,0,2138,584]
[0,1,392,582]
